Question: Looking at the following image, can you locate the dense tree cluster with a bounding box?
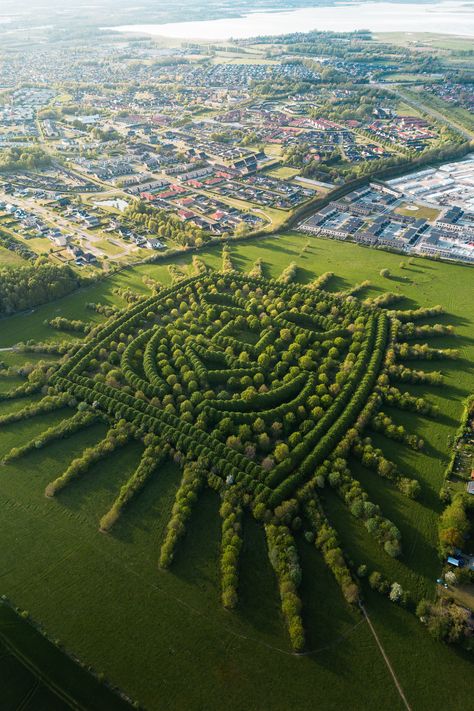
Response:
[0,146,51,173]
[0,260,82,316]
[438,494,470,555]
[124,200,208,248]
[0,229,37,261]
[417,598,471,644]
[45,317,91,334]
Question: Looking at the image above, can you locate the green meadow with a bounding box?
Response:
[0,233,473,710]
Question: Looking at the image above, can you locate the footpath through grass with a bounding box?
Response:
[0,233,473,710]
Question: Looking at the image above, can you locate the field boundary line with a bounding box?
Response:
[0,626,82,711]
[360,603,412,711]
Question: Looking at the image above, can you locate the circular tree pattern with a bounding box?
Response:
[2,257,456,652]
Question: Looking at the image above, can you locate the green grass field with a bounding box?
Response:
[374,32,474,52]
[266,166,301,180]
[0,603,131,710]
[394,203,441,221]
[385,73,438,83]
[0,234,473,710]
[0,245,27,266]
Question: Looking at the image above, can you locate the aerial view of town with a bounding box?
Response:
[0,1,473,710]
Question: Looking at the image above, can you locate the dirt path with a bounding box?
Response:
[360,603,413,711]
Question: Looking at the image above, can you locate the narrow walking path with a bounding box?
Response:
[360,602,413,711]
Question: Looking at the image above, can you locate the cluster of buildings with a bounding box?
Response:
[366,115,437,151]
[0,200,100,267]
[300,184,426,248]
[0,200,60,242]
[300,168,474,264]
[424,82,474,113]
[136,181,266,235]
[183,62,319,88]
[0,29,468,270]
[387,158,474,211]
[1,168,98,197]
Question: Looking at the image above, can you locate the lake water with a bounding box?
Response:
[111,1,474,39]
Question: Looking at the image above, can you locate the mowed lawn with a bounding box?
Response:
[0,233,473,711]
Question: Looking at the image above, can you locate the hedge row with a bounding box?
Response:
[279,309,330,332]
[185,345,208,387]
[58,276,202,379]
[304,498,359,604]
[265,523,305,651]
[53,374,270,498]
[100,439,168,532]
[220,491,243,610]
[203,372,308,415]
[267,313,388,507]
[265,315,378,491]
[203,374,315,427]
[0,394,70,427]
[159,461,206,568]
[391,305,445,322]
[2,410,99,464]
[207,366,261,385]
[44,422,133,498]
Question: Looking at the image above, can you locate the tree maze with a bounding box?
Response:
[1,266,459,652]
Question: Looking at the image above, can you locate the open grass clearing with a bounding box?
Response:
[394,203,441,220]
[0,244,27,266]
[265,166,301,180]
